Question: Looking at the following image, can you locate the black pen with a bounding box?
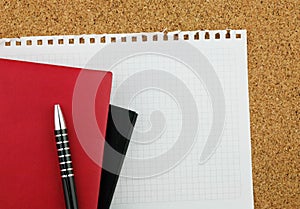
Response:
[54,104,79,209]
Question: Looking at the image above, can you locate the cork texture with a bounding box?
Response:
[0,0,299,208]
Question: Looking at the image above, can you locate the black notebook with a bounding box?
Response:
[98,105,138,209]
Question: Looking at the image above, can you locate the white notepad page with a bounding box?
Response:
[0,30,253,209]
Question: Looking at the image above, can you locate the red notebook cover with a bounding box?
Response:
[0,59,112,209]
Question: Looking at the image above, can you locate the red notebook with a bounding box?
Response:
[0,59,112,209]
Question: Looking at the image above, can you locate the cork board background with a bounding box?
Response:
[0,0,299,208]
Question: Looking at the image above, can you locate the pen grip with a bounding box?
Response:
[55,129,74,178]
[55,129,79,209]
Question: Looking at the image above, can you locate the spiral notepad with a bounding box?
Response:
[0,30,253,209]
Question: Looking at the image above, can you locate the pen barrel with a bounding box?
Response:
[62,178,72,209]
[68,176,79,209]
[55,129,74,178]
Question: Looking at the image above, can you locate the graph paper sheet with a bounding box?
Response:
[0,30,253,209]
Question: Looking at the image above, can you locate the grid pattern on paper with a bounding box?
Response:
[109,42,245,204]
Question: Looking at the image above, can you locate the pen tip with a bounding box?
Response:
[54,104,66,130]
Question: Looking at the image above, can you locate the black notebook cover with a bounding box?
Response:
[98,105,138,209]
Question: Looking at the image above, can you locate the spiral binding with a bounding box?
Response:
[0,30,244,47]
[55,129,74,178]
